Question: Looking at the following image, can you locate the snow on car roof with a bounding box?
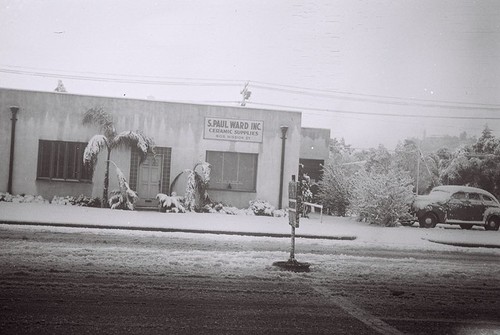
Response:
[432,185,497,199]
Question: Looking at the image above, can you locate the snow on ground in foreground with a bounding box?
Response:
[1,202,499,299]
[1,202,499,251]
[1,223,499,290]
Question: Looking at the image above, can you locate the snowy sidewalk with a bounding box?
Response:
[1,202,500,251]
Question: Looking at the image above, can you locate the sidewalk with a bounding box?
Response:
[1,202,499,250]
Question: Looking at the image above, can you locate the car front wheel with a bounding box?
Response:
[419,212,438,228]
[485,217,500,231]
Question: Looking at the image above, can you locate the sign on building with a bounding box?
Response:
[204,117,264,143]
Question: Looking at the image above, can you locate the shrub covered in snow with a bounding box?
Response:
[51,195,101,207]
[73,195,101,207]
[157,193,186,213]
[196,200,287,217]
[249,200,276,216]
[349,168,414,227]
[0,193,49,204]
[249,199,274,216]
[51,196,75,206]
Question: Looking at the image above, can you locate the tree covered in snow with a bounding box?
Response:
[350,167,414,227]
[107,161,138,210]
[319,138,364,216]
[393,140,440,195]
[440,126,500,198]
[82,107,155,207]
[170,162,211,212]
[318,160,355,216]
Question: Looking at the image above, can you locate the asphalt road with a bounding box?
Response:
[1,225,499,334]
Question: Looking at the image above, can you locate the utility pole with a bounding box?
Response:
[240,81,251,106]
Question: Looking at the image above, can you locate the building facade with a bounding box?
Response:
[0,88,328,209]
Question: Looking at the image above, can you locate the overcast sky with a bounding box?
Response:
[1,0,499,149]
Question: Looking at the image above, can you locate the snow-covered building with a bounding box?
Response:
[0,88,329,209]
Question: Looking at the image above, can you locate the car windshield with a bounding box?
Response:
[428,189,451,202]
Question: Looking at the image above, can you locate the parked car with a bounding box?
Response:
[401,185,500,231]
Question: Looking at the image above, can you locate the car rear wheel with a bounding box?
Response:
[459,224,473,230]
[485,217,500,231]
[419,212,437,228]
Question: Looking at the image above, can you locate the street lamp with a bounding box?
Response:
[278,126,288,209]
[7,106,19,194]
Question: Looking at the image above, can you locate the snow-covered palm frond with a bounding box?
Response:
[82,107,116,138]
[194,162,211,183]
[184,161,211,211]
[83,135,108,167]
[113,130,155,161]
[156,193,185,213]
[107,161,138,210]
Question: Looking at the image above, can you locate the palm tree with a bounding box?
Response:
[170,161,211,212]
[82,107,155,207]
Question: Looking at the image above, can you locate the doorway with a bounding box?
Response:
[129,147,171,209]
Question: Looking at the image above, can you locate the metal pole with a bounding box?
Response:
[416,151,420,195]
[7,106,19,194]
[278,126,288,209]
[290,225,296,261]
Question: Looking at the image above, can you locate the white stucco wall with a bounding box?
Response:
[0,88,301,208]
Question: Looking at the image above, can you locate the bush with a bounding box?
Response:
[0,193,49,204]
[51,195,101,207]
[349,168,414,227]
[249,199,275,216]
[318,161,354,216]
[157,193,186,213]
[73,195,101,207]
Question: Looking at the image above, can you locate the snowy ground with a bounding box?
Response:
[1,202,499,253]
[1,202,500,334]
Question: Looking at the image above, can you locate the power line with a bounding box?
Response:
[0,68,241,87]
[251,80,500,110]
[2,64,500,113]
[248,101,500,120]
[1,64,243,84]
[252,82,500,111]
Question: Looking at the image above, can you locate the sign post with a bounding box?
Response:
[288,177,300,261]
[273,175,310,272]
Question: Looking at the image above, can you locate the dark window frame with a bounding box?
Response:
[206,151,258,192]
[37,140,92,183]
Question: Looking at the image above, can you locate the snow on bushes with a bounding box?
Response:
[0,193,49,204]
[0,193,100,207]
[52,195,101,207]
[1,192,287,218]
[249,199,287,217]
[157,193,186,213]
[349,168,414,227]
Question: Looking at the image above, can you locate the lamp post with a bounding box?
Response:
[7,106,19,194]
[278,126,288,209]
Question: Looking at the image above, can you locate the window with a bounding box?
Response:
[451,192,466,200]
[482,194,494,202]
[37,140,92,182]
[206,151,258,192]
[468,193,481,201]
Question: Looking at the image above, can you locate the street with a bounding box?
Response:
[1,224,499,334]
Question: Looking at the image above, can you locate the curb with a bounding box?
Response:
[425,238,500,249]
[0,221,357,241]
